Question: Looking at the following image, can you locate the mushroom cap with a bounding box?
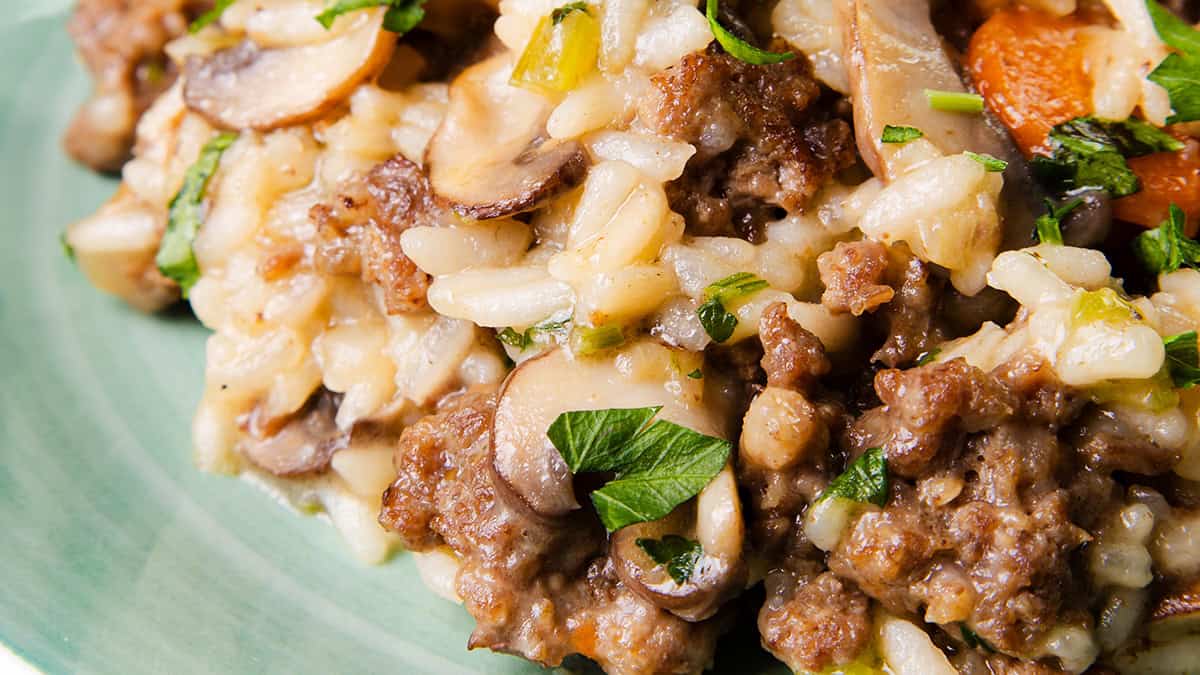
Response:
[1150,577,1200,642]
[425,53,588,220]
[183,9,395,131]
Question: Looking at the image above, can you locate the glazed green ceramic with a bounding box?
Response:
[0,5,783,674]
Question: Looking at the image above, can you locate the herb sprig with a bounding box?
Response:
[816,447,888,507]
[1031,116,1183,198]
[1147,0,1200,123]
[189,0,236,33]
[1165,330,1200,388]
[316,0,426,34]
[1133,204,1200,274]
[881,125,924,144]
[696,272,769,343]
[705,0,793,65]
[1035,197,1084,245]
[636,535,703,584]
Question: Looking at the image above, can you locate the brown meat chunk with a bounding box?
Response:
[312,156,439,313]
[1070,408,1183,476]
[818,241,894,316]
[238,388,346,477]
[759,302,831,391]
[759,572,873,672]
[379,390,724,674]
[873,248,948,367]
[65,0,209,172]
[649,46,855,240]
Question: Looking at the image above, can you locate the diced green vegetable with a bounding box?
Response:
[1134,204,1200,274]
[696,272,769,343]
[511,3,600,95]
[1035,198,1083,245]
[635,535,703,585]
[1031,116,1183,198]
[573,323,625,355]
[1165,330,1200,388]
[315,0,426,35]
[155,132,238,297]
[190,0,236,33]
[817,447,888,507]
[965,151,1008,172]
[705,0,794,65]
[881,125,924,144]
[924,89,984,114]
[547,407,731,532]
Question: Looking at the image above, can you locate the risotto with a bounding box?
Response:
[63,0,1200,672]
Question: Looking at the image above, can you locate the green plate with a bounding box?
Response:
[0,6,783,674]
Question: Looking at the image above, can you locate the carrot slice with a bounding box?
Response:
[966,8,1092,157]
[1115,138,1200,233]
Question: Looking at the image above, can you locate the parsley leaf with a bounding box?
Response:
[551,1,590,24]
[1035,197,1083,245]
[189,0,236,33]
[1147,0,1200,122]
[547,407,732,532]
[965,151,1008,172]
[924,89,984,113]
[1133,204,1200,274]
[705,0,793,65]
[881,125,924,144]
[316,0,426,35]
[636,535,703,585]
[1165,331,1200,388]
[696,272,769,343]
[817,447,888,507]
[155,132,237,297]
[1031,116,1184,197]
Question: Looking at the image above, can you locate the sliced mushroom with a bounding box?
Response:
[610,465,745,621]
[425,53,588,220]
[1150,578,1200,642]
[183,9,395,131]
[841,0,1042,245]
[239,388,347,476]
[491,342,723,518]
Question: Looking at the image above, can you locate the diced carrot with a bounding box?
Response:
[1115,138,1200,234]
[966,8,1092,157]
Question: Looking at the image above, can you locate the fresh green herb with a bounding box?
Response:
[696,272,769,343]
[59,232,75,262]
[1133,204,1200,274]
[961,625,996,653]
[687,369,703,379]
[881,125,924,144]
[705,0,794,65]
[1031,116,1184,198]
[915,348,940,367]
[498,317,570,351]
[1035,197,1084,245]
[155,132,237,297]
[574,324,625,355]
[1165,331,1200,388]
[965,151,1008,172]
[547,407,732,532]
[316,0,426,35]
[636,535,703,585]
[498,328,530,349]
[924,89,984,114]
[816,447,888,507]
[1147,0,1200,123]
[189,0,236,33]
[551,1,589,24]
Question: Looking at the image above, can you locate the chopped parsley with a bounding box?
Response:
[705,0,794,65]
[881,125,924,144]
[816,447,888,507]
[924,89,984,114]
[636,535,703,585]
[1031,116,1184,198]
[573,324,625,355]
[1147,0,1200,123]
[1133,204,1200,274]
[961,625,996,652]
[696,272,769,343]
[316,0,426,35]
[1165,331,1200,388]
[497,317,570,351]
[189,0,236,33]
[965,151,1008,172]
[551,1,590,24]
[1035,197,1084,245]
[687,369,704,380]
[155,132,238,297]
[915,348,941,367]
[547,406,731,532]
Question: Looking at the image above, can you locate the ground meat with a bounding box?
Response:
[873,247,948,367]
[379,390,725,674]
[1070,408,1183,476]
[759,302,831,391]
[312,155,439,313]
[758,571,873,673]
[648,45,855,241]
[817,241,894,316]
[65,0,210,172]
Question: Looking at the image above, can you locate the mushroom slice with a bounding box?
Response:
[1150,578,1200,642]
[183,10,395,131]
[239,388,348,476]
[426,53,588,220]
[610,465,745,621]
[492,342,722,518]
[841,0,1041,244]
